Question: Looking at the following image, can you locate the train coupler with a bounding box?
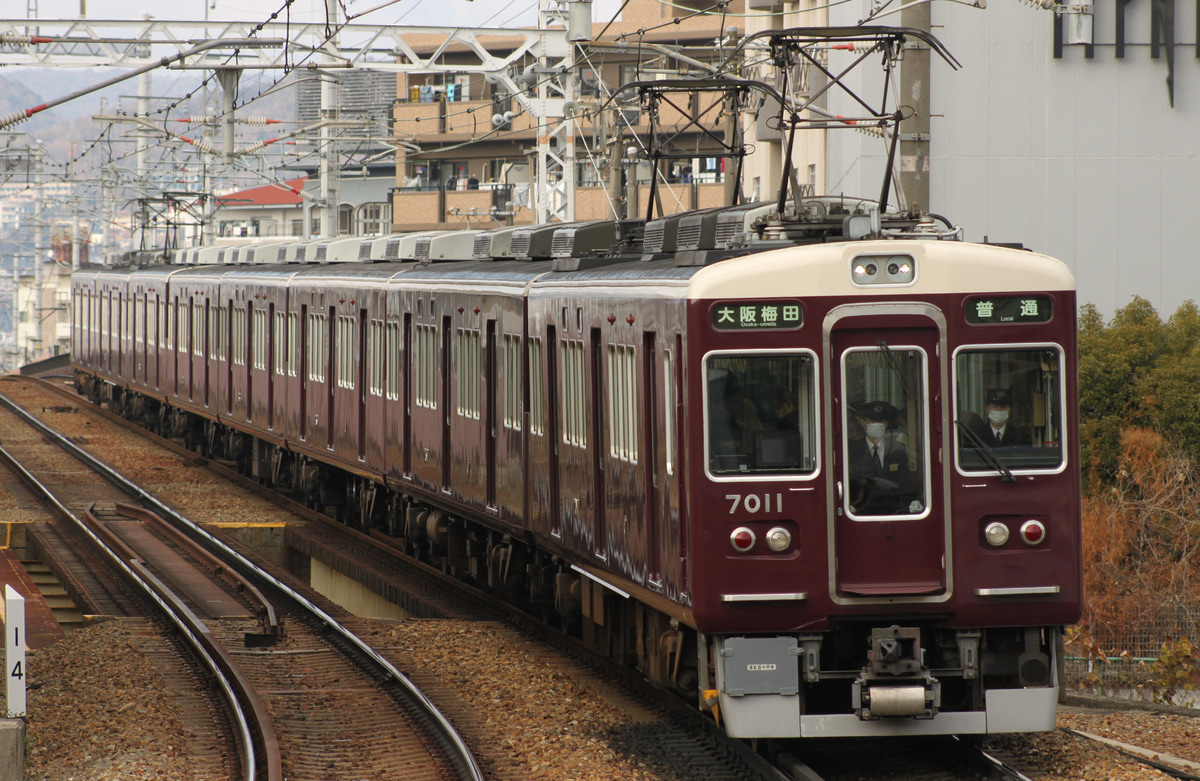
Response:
[852,625,941,720]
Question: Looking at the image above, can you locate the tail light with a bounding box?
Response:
[1020,520,1046,546]
[730,527,756,552]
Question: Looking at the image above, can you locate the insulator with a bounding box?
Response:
[187,115,216,125]
[190,139,219,155]
[0,109,31,130]
[1,33,36,46]
[240,117,281,126]
[240,139,271,154]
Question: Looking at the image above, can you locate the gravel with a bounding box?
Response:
[8,617,1198,781]
[20,619,198,781]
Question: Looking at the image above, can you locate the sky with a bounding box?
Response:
[31,0,624,33]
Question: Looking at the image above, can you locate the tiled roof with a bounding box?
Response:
[219,177,307,207]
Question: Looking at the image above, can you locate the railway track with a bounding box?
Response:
[0,381,483,781]
[4,379,786,780]
[11,375,1196,781]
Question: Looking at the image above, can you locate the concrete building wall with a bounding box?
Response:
[828,0,1200,317]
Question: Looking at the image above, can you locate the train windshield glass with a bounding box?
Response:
[955,347,1065,472]
[842,347,928,518]
[705,353,816,476]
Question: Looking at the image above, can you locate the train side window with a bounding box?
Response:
[386,321,401,400]
[504,333,522,430]
[528,336,544,436]
[562,339,587,447]
[954,346,1065,472]
[253,308,268,371]
[414,323,438,409]
[705,352,816,477]
[607,343,637,463]
[456,327,481,418]
[274,311,287,376]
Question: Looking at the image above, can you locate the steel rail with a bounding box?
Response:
[0,441,267,781]
[111,501,280,638]
[0,389,485,781]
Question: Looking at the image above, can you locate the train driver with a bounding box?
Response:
[847,401,917,515]
[973,388,1031,447]
[708,371,762,469]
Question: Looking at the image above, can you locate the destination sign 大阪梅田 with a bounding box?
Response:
[965,296,1053,324]
[711,301,803,331]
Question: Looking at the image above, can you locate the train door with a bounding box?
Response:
[485,319,497,507]
[299,304,309,441]
[326,306,336,451]
[268,304,276,430]
[403,312,412,476]
[590,328,606,556]
[643,331,661,581]
[358,308,367,461]
[246,304,255,422]
[441,315,452,487]
[546,325,561,537]
[829,310,947,598]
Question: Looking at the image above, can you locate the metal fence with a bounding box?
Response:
[1062,602,1200,705]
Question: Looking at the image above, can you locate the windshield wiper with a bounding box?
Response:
[876,341,919,404]
[956,420,1015,482]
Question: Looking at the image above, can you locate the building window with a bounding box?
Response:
[356,203,391,236]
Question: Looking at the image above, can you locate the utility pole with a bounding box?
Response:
[898,1,931,213]
[320,0,342,237]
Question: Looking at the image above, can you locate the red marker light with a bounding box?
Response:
[730,527,755,553]
[1020,520,1046,546]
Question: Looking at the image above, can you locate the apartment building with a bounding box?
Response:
[391,0,752,231]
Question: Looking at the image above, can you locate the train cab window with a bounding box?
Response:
[841,347,928,518]
[706,353,816,476]
[954,347,1065,472]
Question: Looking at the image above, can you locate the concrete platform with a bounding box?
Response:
[0,719,23,781]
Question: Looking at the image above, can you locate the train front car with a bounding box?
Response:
[688,239,1081,739]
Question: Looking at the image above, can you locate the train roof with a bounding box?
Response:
[685,239,1075,301]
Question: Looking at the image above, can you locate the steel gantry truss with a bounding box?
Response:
[0,1,584,229]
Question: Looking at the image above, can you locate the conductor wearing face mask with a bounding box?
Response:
[975,388,1031,447]
[847,401,916,515]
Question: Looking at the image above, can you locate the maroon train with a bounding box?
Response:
[72,199,1082,738]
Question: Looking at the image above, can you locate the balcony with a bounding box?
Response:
[392,181,728,231]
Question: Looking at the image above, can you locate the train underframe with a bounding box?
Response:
[85,376,1064,740]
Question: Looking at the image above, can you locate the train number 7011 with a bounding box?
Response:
[726,493,784,514]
